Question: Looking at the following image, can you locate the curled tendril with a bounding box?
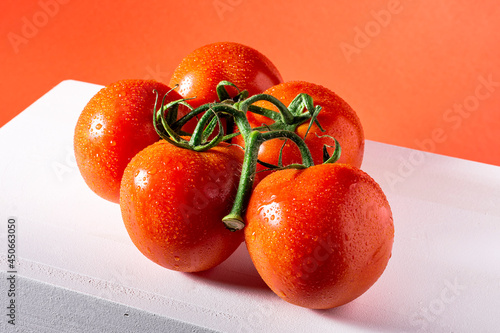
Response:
[314,134,341,164]
[152,90,195,149]
[189,107,225,151]
[216,81,250,104]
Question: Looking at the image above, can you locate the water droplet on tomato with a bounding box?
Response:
[349,182,358,191]
[174,256,180,262]
[109,140,116,146]
[95,123,102,130]
[258,202,282,226]
[134,169,149,189]
[178,74,194,97]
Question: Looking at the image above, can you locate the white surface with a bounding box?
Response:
[1,80,499,332]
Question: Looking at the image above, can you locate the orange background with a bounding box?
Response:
[2,0,499,166]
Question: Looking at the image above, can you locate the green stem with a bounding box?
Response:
[222,130,262,231]
[222,129,315,231]
[238,94,296,125]
[246,105,281,122]
[210,104,253,138]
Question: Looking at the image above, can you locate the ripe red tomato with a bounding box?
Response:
[244,163,394,309]
[74,79,188,203]
[120,140,245,272]
[233,81,364,178]
[169,42,283,109]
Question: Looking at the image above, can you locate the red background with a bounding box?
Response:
[2,0,499,166]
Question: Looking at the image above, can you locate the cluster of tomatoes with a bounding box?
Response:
[74,42,394,310]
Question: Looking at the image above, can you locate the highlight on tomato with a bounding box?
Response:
[74,79,188,203]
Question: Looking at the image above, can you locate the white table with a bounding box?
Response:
[1,80,499,332]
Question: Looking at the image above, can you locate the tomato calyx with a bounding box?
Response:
[153,90,234,152]
[240,92,326,139]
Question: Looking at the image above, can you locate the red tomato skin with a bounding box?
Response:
[169,42,283,109]
[234,81,364,179]
[74,79,187,203]
[244,163,394,309]
[120,140,245,272]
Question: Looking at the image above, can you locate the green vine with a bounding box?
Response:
[152,81,342,231]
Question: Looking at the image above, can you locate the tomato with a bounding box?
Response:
[233,81,364,179]
[244,163,394,309]
[169,42,283,109]
[120,140,245,272]
[74,79,188,203]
